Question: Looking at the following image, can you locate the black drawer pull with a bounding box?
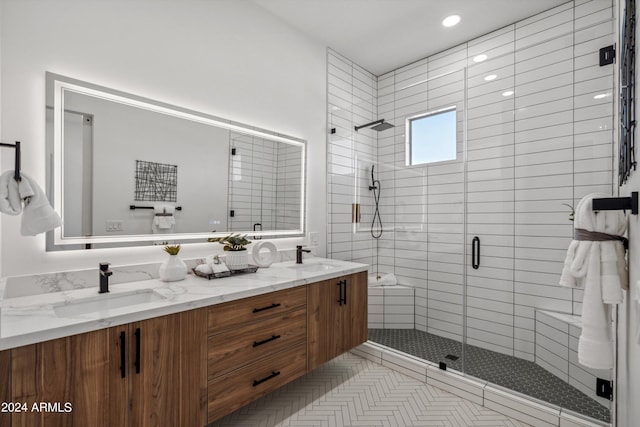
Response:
[337,282,343,306]
[119,331,126,378]
[253,334,281,347]
[252,371,281,387]
[253,303,281,313]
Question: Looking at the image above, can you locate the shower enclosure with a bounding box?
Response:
[327,1,615,424]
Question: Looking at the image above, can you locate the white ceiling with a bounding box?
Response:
[252,0,570,76]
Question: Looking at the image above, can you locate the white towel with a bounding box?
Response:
[368,273,398,287]
[0,171,62,235]
[0,170,29,215]
[206,255,229,274]
[559,193,628,369]
[195,263,213,275]
[153,205,175,231]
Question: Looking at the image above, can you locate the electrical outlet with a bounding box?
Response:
[106,220,123,232]
[308,231,319,247]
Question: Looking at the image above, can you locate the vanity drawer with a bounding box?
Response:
[208,305,306,380]
[207,342,307,422]
[208,286,306,331]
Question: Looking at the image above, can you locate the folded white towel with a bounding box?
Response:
[195,264,213,275]
[559,193,628,369]
[206,255,229,274]
[0,171,62,235]
[153,205,176,231]
[368,273,398,287]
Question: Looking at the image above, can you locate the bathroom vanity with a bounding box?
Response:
[0,258,367,427]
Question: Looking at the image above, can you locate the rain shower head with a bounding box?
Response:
[354,119,394,132]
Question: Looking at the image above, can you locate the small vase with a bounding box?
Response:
[159,254,187,282]
[225,250,248,270]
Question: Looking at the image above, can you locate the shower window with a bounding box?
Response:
[406,106,457,165]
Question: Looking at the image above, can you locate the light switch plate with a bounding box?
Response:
[308,231,319,247]
[106,220,123,232]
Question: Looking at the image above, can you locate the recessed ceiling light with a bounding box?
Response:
[473,54,488,63]
[502,90,514,97]
[593,93,607,99]
[442,15,461,27]
[484,74,497,81]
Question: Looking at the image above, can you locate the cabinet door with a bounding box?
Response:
[307,279,343,370]
[11,328,126,427]
[129,309,207,427]
[0,350,10,427]
[343,271,368,350]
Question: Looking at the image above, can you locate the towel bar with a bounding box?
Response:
[592,192,638,215]
[0,141,20,181]
[129,205,182,211]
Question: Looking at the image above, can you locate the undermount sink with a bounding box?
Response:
[288,262,339,273]
[53,289,167,317]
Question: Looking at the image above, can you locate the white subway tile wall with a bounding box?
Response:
[327,0,614,371]
[228,132,303,233]
[368,285,415,329]
[535,311,612,408]
[228,133,278,231]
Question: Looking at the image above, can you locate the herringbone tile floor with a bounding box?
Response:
[211,353,530,427]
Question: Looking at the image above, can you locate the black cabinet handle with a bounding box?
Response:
[253,303,281,313]
[472,236,480,269]
[343,280,347,305]
[252,371,281,387]
[134,327,141,374]
[337,282,343,306]
[337,280,347,305]
[119,331,126,379]
[253,334,281,347]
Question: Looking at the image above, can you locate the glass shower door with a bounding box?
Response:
[462,15,614,424]
[419,66,467,372]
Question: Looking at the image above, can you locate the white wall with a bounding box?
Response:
[0,0,327,275]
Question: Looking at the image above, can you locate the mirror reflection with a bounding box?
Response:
[45,73,305,250]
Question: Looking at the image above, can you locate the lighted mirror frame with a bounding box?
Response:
[46,72,306,248]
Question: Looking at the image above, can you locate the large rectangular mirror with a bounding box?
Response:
[45,72,306,250]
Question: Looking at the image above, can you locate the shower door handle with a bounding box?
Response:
[472,236,480,269]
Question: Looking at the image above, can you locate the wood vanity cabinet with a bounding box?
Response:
[8,308,207,427]
[206,286,307,423]
[4,269,368,427]
[1,349,11,427]
[10,327,119,427]
[307,271,368,370]
[120,308,207,427]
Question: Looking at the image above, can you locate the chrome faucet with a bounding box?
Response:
[296,245,311,264]
[99,262,112,293]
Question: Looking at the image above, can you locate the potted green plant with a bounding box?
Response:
[208,234,252,269]
[159,244,187,282]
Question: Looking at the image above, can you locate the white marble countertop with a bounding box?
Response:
[0,258,368,351]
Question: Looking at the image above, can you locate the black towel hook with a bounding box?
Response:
[0,141,20,182]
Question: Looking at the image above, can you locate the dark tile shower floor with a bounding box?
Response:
[368,328,610,424]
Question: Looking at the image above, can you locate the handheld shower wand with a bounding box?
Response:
[370,165,382,238]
